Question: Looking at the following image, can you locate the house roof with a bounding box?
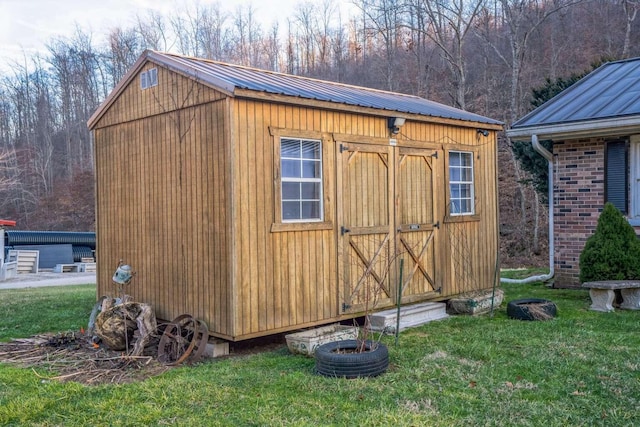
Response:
[508,57,640,141]
[88,50,502,129]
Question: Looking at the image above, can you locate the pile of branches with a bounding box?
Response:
[0,331,169,385]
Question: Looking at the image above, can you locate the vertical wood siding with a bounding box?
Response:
[93,68,233,336]
[231,99,498,337]
[93,63,498,340]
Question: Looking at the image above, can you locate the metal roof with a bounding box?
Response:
[149,51,501,126]
[512,57,640,129]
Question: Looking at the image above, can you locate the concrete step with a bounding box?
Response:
[369,302,449,333]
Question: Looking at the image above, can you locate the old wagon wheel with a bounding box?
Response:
[158,315,209,365]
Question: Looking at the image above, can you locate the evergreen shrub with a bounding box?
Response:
[579,202,640,282]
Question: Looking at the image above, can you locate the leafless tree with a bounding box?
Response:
[135,10,171,52]
[106,27,141,84]
[410,0,486,109]
[293,1,319,74]
[229,3,263,66]
[354,0,408,91]
[475,0,583,123]
[263,22,282,71]
[0,148,18,193]
[195,3,229,60]
[622,0,639,58]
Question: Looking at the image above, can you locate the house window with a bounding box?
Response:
[280,137,323,222]
[606,140,628,215]
[140,68,158,90]
[449,151,474,215]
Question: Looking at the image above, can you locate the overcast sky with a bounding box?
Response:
[0,0,356,69]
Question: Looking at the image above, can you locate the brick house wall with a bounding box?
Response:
[553,139,605,287]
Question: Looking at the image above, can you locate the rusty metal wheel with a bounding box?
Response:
[158,315,209,365]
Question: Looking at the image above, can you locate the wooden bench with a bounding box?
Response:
[581,281,640,312]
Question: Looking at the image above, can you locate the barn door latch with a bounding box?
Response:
[340,143,349,153]
[433,221,440,229]
[431,151,438,159]
[341,226,351,236]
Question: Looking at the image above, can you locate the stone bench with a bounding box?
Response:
[581,281,640,312]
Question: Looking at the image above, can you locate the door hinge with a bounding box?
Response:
[341,226,351,236]
[435,287,442,294]
[340,143,349,153]
[433,221,440,229]
[432,151,438,159]
[342,303,351,311]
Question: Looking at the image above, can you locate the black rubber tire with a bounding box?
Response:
[315,340,389,379]
[507,298,557,321]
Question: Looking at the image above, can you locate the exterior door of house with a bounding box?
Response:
[338,142,440,314]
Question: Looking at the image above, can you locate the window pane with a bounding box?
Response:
[450,152,461,166]
[282,182,300,200]
[282,201,300,220]
[302,201,321,219]
[450,200,461,214]
[302,141,321,159]
[302,160,321,178]
[460,153,472,167]
[149,68,158,86]
[450,184,460,199]
[460,199,471,213]
[460,185,471,198]
[281,139,300,157]
[301,182,320,199]
[282,159,300,178]
[450,168,461,182]
[461,167,472,182]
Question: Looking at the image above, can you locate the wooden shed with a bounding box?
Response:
[88,51,503,341]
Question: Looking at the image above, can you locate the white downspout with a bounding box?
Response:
[501,134,555,284]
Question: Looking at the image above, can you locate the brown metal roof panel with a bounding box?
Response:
[158,52,502,126]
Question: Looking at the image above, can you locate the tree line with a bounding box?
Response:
[0,0,638,254]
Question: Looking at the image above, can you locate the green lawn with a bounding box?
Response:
[1,281,638,426]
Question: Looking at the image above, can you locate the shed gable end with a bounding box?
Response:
[93,62,227,129]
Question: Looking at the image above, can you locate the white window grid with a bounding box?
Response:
[449,150,475,215]
[280,137,323,222]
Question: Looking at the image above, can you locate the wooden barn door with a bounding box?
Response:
[396,147,440,301]
[338,142,441,314]
[338,142,394,314]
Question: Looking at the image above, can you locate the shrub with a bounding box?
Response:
[579,202,640,282]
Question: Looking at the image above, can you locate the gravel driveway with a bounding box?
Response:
[0,271,96,290]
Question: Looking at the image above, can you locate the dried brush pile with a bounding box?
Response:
[0,331,169,385]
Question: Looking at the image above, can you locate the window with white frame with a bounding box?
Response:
[140,68,158,90]
[280,137,323,222]
[449,151,474,215]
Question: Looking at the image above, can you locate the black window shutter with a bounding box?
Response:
[605,140,628,214]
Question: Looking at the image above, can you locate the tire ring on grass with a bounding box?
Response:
[315,340,389,379]
[507,298,557,321]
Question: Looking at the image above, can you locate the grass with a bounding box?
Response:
[0,285,96,341]
[1,282,639,426]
